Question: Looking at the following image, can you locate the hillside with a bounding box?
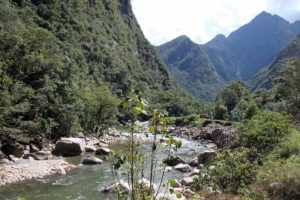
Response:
[203,11,300,81]
[0,0,202,142]
[250,34,300,90]
[158,12,300,101]
[157,36,225,101]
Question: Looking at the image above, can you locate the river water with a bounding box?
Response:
[0,136,207,200]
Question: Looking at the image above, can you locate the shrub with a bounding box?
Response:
[193,148,258,194]
[252,156,300,200]
[239,111,291,155]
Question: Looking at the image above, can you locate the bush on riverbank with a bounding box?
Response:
[192,111,295,198]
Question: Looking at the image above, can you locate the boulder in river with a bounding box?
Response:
[197,150,217,164]
[188,157,198,167]
[163,155,186,166]
[81,155,103,165]
[95,147,111,155]
[54,137,85,156]
[103,180,130,194]
[174,163,191,173]
[180,177,194,186]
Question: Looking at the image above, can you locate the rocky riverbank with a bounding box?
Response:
[0,128,125,187]
[0,159,75,186]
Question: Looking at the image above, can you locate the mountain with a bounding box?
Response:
[158,11,300,101]
[250,34,300,90]
[157,36,225,100]
[1,0,202,142]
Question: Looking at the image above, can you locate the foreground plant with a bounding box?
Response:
[111,90,183,200]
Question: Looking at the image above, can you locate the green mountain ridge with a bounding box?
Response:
[157,35,226,101]
[158,11,300,101]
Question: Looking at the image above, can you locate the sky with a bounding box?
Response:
[131,0,300,45]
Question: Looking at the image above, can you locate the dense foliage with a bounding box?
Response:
[157,36,226,101]
[193,111,293,196]
[0,0,203,143]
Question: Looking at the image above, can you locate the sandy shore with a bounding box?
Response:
[0,158,75,186]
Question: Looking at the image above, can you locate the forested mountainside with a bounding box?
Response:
[0,0,202,143]
[250,34,300,90]
[158,11,300,101]
[157,36,225,101]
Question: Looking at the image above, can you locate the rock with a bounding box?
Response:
[197,150,217,164]
[85,146,96,152]
[54,137,85,156]
[56,167,66,175]
[174,163,192,173]
[103,180,130,194]
[163,166,173,173]
[138,178,157,192]
[1,142,25,158]
[204,143,218,151]
[174,187,195,198]
[190,168,200,176]
[23,151,53,160]
[188,157,198,167]
[211,128,238,148]
[75,132,85,138]
[0,151,7,160]
[29,144,40,153]
[95,147,111,155]
[163,155,186,166]
[269,182,284,190]
[180,177,194,186]
[81,155,103,165]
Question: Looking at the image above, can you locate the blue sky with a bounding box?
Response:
[132,0,300,45]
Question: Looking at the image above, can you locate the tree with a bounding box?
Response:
[277,59,300,117]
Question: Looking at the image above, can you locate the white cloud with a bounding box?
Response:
[131,0,300,45]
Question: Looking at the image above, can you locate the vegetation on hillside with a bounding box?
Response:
[0,0,203,143]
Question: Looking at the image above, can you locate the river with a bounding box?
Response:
[0,136,207,200]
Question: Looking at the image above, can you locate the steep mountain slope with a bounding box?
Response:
[1,0,196,142]
[226,11,300,80]
[202,34,236,80]
[203,11,300,81]
[157,36,225,100]
[250,34,300,90]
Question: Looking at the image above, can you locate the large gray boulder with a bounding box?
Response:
[198,150,217,164]
[163,155,185,166]
[54,137,85,156]
[174,163,192,173]
[82,155,103,165]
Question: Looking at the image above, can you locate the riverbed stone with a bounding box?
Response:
[163,155,186,166]
[23,151,53,160]
[188,157,198,167]
[138,178,157,192]
[54,137,85,156]
[95,147,111,155]
[85,146,96,152]
[81,155,103,165]
[197,150,217,164]
[180,177,194,186]
[174,163,192,173]
[103,180,130,194]
[190,168,200,176]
